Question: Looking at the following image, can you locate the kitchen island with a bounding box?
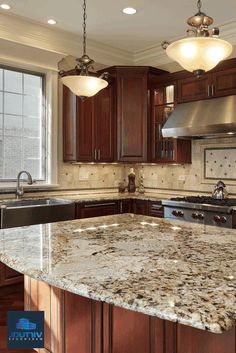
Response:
[0,214,235,353]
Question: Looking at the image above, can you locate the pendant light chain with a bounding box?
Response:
[82,0,87,56]
[197,0,202,13]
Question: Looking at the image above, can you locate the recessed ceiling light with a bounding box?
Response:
[122,7,137,15]
[47,19,57,25]
[0,3,11,10]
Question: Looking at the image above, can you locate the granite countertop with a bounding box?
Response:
[0,214,235,333]
[0,192,172,205]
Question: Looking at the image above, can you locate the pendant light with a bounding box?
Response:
[59,0,108,100]
[162,0,233,77]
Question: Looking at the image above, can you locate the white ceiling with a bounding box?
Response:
[2,0,236,53]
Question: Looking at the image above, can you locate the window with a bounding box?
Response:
[0,66,46,181]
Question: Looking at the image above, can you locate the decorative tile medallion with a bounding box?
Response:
[204,148,236,180]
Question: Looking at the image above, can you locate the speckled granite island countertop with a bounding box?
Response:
[0,214,235,333]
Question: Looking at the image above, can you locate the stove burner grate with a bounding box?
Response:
[170,196,236,207]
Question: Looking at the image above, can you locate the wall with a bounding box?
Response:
[57,137,236,195]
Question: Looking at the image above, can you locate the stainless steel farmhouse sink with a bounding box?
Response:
[0,198,75,228]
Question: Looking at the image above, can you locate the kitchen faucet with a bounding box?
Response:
[15,171,33,199]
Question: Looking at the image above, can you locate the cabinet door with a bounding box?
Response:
[119,199,132,213]
[0,262,23,287]
[212,67,236,97]
[95,85,115,162]
[177,75,212,103]
[63,86,77,161]
[176,324,235,353]
[117,70,148,162]
[77,97,95,162]
[77,201,119,219]
[133,200,148,215]
[103,304,166,353]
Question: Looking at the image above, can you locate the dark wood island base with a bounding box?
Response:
[24,276,235,353]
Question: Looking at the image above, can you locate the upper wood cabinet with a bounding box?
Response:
[151,81,191,163]
[101,66,167,163]
[177,66,236,103]
[116,68,148,162]
[63,83,114,162]
[177,74,212,103]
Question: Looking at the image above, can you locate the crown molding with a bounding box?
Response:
[0,13,236,69]
[0,13,133,67]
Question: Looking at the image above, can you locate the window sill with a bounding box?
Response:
[0,183,60,193]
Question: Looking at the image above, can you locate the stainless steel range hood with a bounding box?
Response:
[162,95,236,139]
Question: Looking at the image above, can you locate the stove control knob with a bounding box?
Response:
[214,215,221,223]
[177,211,184,217]
[172,210,178,216]
[198,213,204,220]
[220,216,227,223]
[192,212,199,219]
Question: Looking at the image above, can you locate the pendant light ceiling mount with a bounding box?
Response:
[162,0,233,77]
[59,0,108,100]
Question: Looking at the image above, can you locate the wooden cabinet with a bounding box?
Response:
[176,323,235,353]
[212,67,236,97]
[76,199,165,219]
[63,83,114,162]
[177,66,236,103]
[148,201,164,218]
[116,68,148,162]
[133,199,149,215]
[0,262,23,287]
[100,66,168,163]
[25,277,236,353]
[76,200,119,219]
[119,199,132,213]
[177,74,212,103]
[152,82,191,163]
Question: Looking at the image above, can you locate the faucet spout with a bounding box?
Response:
[16,171,33,199]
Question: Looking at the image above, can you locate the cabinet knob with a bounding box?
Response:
[94,149,97,160]
[214,215,221,223]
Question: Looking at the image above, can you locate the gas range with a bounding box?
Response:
[162,196,236,229]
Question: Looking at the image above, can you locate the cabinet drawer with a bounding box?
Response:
[148,202,164,218]
[76,201,119,219]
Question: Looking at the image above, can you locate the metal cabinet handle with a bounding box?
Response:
[207,85,211,97]
[211,84,214,96]
[94,149,97,160]
[84,202,116,208]
[98,149,101,161]
[151,205,162,210]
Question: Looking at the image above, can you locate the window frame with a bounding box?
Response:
[0,63,58,190]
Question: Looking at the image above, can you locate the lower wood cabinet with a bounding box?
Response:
[24,276,236,353]
[0,262,23,287]
[76,199,164,219]
[133,199,149,215]
[149,201,164,218]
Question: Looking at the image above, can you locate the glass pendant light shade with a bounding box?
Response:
[62,75,108,98]
[166,37,233,73]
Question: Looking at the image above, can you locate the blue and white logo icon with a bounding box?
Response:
[7,311,44,349]
[16,318,37,330]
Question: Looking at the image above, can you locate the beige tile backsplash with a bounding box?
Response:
[58,137,236,195]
